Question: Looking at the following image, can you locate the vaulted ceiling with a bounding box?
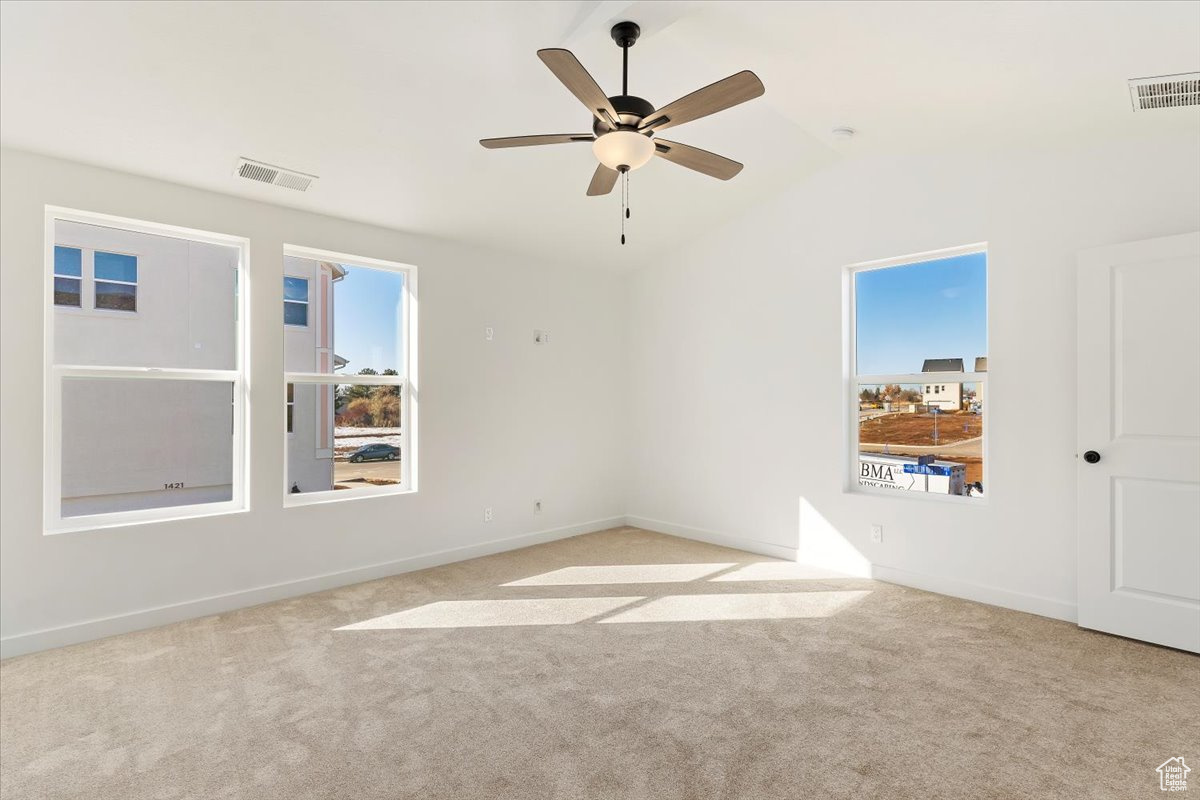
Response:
[2,1,1197,269]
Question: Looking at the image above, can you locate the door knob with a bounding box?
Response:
[1083,450,1101,464]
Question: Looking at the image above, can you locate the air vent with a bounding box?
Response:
[234,158,317,191]
[1128,73,1200,112]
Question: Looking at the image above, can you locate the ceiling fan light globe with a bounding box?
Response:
[593,130,655,171]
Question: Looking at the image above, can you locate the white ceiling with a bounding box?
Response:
[2,1,1197,270]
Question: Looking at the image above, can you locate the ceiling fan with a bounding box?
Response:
[480,21,765,243]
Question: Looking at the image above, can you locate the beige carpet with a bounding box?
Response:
[1,527,1196,800]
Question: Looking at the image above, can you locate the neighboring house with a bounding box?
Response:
[283,256,347,493]
[55,221,344,515]
[55,221,238,517]
[921,357,964,411]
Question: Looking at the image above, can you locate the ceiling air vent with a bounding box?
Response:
[234,158,317,191]
[1127,73,1200,112]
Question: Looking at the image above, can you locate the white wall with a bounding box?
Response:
[0,148,627,656]
[625,131,1200,620]
[5,128,1197,656]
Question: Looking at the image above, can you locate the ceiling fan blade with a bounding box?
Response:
[639,71,765,133]
[653,139,743,180]
[587,164,619,196]
[480,134,594,149]
[537,49,621,130]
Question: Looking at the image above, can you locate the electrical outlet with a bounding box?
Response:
[870,525,883,544]
[484,507,493,523]
[485,326,494,341]
[534,499,542,514]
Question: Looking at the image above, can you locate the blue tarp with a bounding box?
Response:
[903,464,954,476]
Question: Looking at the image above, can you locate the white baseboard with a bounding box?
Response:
[0,516,626,659]
[869,564,1077,623]
[624,515,800,561]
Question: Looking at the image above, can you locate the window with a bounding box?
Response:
[94,251,138,311]
[53,246,83,307]
[52,244,140,313]
[283,246,416,503]
[284,276,309,326]
[846,245,987,500]
[46,208,247,532]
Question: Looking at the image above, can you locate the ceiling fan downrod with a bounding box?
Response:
[611,20,639,96]
[611,22,640,245]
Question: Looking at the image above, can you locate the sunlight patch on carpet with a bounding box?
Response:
[336,597,644,629]
[596,591,872,624]
[502,563,738,586]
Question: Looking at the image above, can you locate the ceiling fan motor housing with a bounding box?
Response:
[591,94,656,135]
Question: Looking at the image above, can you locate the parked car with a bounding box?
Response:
[348,443,399,463]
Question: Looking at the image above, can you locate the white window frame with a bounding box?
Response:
[92,248,139,313]
[283,276,309,327]
[843,242,988,504]
[282,244,418,506]
[43,206,249,534]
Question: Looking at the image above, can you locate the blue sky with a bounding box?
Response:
[855,252,987,375]
[334,266,404,373]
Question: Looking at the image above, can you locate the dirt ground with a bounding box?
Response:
[860,411,984,486]
[859,411,982,446]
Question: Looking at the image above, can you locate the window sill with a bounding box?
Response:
[283,485,416,508]
[845,484,988,507]
[44,503,249,536]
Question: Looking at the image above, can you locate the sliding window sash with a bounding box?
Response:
[45,365,246,533]
[282,373,411,503]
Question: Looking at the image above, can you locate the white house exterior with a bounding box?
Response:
[55,222,342,515]
[283,255,346,493]
[921,358,964,411]
[973,356,987,412]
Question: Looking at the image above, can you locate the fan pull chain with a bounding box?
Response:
[620,170,628,245]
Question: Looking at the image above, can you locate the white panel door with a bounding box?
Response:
[1077,232,1200,652]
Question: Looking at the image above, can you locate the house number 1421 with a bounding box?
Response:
[163,482,184,489]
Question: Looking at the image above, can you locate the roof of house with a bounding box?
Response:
[333,354,349,369]
[922,358,965,373]
[975,357,988,372]
[322,261,348,281]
